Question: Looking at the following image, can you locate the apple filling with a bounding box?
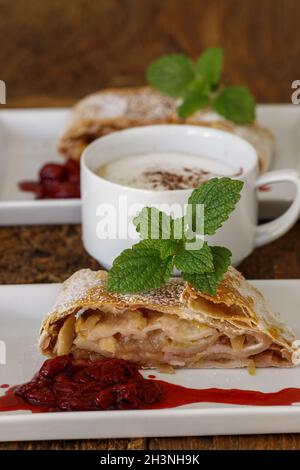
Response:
[52,308,284,368]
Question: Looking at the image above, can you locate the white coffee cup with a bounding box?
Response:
[81,125,300,268]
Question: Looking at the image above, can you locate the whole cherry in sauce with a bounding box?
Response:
[14,355,162,412]
[43,180,80,199]
[65,159,80,184]
[39,163,66,182]
[18,159,81,199]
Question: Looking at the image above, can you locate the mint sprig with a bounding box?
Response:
[146,47,256,124]
[174,242,214,274]
[188,177,244,235]
[108,177,244,295]
[213,86,256,124]
[195,47,223,85]
[182,246,231,295]
[178,80,210,118]
[134,207,174,240]
[133,239,181,260]
[146,53,195,98]
[107,248,174,293]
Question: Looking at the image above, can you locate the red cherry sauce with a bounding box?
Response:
[0,356,161,412]
[18,159,80,199]
[1,356,300,413]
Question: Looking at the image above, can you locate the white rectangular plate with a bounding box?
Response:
[1,280,300,441]
[0,108,81,225]
[0,105,299,225]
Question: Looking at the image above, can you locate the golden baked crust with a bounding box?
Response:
[183,267,295,350]
[58,86,274,172]
[39,268,299,368]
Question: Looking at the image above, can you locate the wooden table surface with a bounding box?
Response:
[1,0,300,105]
[1,0,300,452]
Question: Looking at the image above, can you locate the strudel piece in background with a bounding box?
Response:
[58,87,274,172]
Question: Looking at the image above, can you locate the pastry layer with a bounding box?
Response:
[52,307,292,368]
[39,269,300,369]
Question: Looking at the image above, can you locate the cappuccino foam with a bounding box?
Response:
[96,153,240,190]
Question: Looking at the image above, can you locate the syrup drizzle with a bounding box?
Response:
[1,382,300,414]
[0,386,46,413]
[148,381,300,408]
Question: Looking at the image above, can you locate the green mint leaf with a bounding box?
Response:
[107,247,174,293]
[133,239,181,259]
[195,47,223,85]
[134,207,175,240]
[213,86,256,124]
[146,53,195,98]
[177,80,210,118]
[174,242,214,274]
[172,216,187,240]
[188,177,243,235]
[182,246,231,295]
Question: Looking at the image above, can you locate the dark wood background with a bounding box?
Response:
[0,0,300,107]
[1,0,300,451]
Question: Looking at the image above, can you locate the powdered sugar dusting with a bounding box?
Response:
[121,277,185,306]
[77,93,128,119]
[50,269,104,313]
[76,87,177,122]
[48,269,184,318]
[126,88,176,120]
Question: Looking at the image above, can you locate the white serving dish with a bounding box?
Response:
[0,105,299,225]
[0,280,300,441]
[0,108,80,225]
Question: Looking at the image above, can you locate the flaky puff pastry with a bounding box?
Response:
[39,268,299,369]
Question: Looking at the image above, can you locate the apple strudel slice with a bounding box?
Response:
[39,268,299,369]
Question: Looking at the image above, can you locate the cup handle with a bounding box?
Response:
[255,169,300,247]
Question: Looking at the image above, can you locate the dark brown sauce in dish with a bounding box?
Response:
[1,356,300,413]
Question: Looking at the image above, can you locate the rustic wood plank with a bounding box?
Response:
[0,440,108,450]
[149,434,300,450]
[149,437,214,450]
[0,0,300,106]
[107,439,147,450]
[213,434,300,450]
[0,225,100,285]
[0,438,146,450]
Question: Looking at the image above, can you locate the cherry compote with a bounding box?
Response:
[19,159,80,199]
[15,355,162,412]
